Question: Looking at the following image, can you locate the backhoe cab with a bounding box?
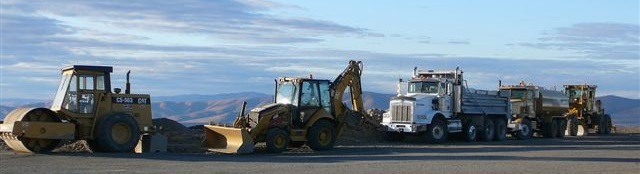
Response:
[0,65,165,153]
[203,60,366,154]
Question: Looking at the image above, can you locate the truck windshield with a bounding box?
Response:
[51,74,72,110]
[408,82,439,94]
[509,90,527,99]
[276,81,298,105]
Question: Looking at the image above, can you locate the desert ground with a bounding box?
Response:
[1,133,638,174]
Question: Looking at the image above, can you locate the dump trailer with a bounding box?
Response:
[564,84,612,135]
[381,67,511,143]
[202,60,368,154]
[0,65,166,153]
[499,81,570,139]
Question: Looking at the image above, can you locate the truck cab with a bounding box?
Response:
[381,67,511,143]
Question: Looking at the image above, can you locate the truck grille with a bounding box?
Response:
[391,103,413,122]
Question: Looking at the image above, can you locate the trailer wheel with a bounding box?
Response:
[95,113,140,152]
[384,132,405,141]
[307,119,336,151]
[479,119,495,142]
[514,119,533,140]
[266,128,289,153]
[493,119,507,141]
[425,118,447,144]
[556,119,566,138]
[568,117,578,136]
[463,124,477,142]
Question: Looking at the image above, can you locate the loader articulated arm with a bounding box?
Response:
[331,60,365,118]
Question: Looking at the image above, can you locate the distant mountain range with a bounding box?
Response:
[1,93,638,126]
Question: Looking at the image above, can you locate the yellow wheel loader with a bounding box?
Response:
[203,60,367,154]
[0,65,166,153]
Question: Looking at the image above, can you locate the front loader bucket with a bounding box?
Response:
[202,125,255,154]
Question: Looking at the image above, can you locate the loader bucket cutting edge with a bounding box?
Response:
[202,125,255,154]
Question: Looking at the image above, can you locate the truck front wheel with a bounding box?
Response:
[425,118,447,144]
[514,119,533,140]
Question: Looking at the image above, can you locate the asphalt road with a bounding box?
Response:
[1,134,638,174]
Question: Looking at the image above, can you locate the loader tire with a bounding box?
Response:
[568,117,578,136]
[493,119,507,141]
[425,118,447,144]
[556,119,566,138]
[307,120,336,151]
[514,119,533,140]
[266,128,289,153]
[95,113,140,152]
[384,132,405,141]
[603,115,612,134]
[479,118,495,142]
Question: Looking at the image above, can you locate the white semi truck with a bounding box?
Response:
[381,67,512,143]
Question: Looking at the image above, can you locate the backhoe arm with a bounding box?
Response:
[331,60,365,118]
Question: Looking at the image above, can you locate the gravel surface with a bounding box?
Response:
[1,134,638,174]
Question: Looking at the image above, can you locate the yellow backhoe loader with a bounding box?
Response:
[0,65,166,153]
[203,60,367,154]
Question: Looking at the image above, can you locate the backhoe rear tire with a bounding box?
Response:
[95,113,140,152]
[266,128,289,153]
[307,120,336,151]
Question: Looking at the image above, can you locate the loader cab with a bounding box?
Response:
[51,65,112,115]
[275,78,332,122]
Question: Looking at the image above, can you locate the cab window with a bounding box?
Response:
[300,81,320,107]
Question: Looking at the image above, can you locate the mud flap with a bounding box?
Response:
[202,125,255,154]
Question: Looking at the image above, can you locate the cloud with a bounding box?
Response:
[447,40,470,45]
[516,23,640,60]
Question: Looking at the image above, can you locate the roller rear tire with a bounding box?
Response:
[95,113,140,152]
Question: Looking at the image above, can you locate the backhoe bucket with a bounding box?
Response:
[202,125,255,154]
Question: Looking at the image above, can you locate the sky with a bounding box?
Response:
[1,0,639,100]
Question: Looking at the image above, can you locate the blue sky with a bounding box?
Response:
[1,0,639,100]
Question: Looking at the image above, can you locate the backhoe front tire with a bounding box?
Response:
[95,113,140,152]
[307,120,336,151]
[266,128,289,153]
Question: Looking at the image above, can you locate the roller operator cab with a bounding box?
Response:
[381,67,511,143]
[0,65,166,153]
